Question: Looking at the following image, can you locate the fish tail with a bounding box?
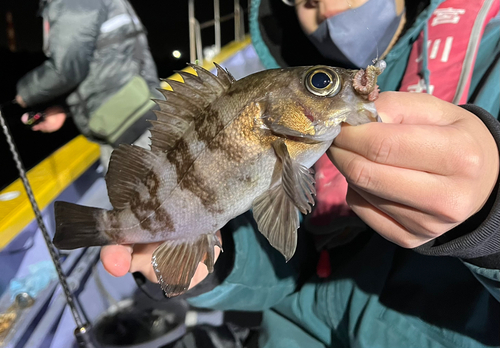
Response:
[53,201,112,249]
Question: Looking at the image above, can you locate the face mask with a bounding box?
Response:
[308,0,404,68]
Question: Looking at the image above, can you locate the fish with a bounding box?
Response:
[53,61,384,297]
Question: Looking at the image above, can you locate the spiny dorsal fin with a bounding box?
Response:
[163,79,213,106]
[186,63,227,93]
[151,63,234,154]
[174,71,215,96]
[106,144,165,210]
[213,62,236,87]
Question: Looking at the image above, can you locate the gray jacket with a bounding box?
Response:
[16,0,160,137]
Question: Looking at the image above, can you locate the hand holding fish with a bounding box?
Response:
[328,91,499,248]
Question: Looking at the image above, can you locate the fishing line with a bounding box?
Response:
[0,105,100,347]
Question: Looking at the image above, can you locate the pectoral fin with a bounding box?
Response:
[151,233,221,297]
[271,140,316,214]
[252,185,300,261]
[252,140,316,261]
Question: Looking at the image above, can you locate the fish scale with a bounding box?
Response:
[53,62,384,297]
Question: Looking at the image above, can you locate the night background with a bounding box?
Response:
[0,0,248,190]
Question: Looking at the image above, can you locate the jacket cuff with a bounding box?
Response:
[414,105,500,269]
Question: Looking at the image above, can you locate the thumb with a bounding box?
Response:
[21,113,29,124]
[375,91,458,126]
[100,245,133,277]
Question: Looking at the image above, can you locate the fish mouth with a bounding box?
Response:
[358,103,381,122]
[332,102,380,126]
[283,135,323,144]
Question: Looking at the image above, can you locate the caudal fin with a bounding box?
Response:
[53,201,112,250]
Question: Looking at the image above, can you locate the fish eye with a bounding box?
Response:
[305,68,341,97]
[311,72,330,89]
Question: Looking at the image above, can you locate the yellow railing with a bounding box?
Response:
[0,136,100,249]
[167,36,251,85]
[0,36,251,250]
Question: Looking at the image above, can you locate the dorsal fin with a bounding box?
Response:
[186,63,227,93]
[106,144,166,210]
[150,63,234,154]
[213,62,236,86]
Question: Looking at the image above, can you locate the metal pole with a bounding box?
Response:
[0,108,99,348]
[188,0,196,63]
[234,0,241,41]
[195,20,203,63]
[214,0,221,54]
[239,5,245,41]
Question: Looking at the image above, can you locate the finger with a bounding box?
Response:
[31,120,49,132]
[190,231,223,289]
[38,123,51,133]
[374,92,457,125]
[346,188,432,248]
[350,186,457,240]
[130,242,162,283]
[332,123,465,175]
[328,145,458,211]
[21,113,29,124]
[100,245,133,277]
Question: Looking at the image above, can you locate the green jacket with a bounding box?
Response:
[187,1,500,347]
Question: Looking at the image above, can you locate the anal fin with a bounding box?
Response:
[152,233,221,297]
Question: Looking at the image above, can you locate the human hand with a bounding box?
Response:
[21,106,66,132]
[328,92,499,248]
[100,230,222,289]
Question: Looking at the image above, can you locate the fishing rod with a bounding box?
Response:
[0,102,100,348]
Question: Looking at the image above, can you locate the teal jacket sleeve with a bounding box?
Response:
[188,212,315,311]
[462,261,500,302]
[468,15,500,118]
[16,0,105,107]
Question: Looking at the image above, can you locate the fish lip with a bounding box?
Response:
[284,134,323,144]
[358,103,380,122]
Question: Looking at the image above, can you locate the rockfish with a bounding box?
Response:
[54,62,384,296]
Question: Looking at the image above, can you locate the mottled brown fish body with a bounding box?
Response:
[53,62,384,296]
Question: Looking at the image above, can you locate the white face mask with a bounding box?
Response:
[308,0,404,68]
